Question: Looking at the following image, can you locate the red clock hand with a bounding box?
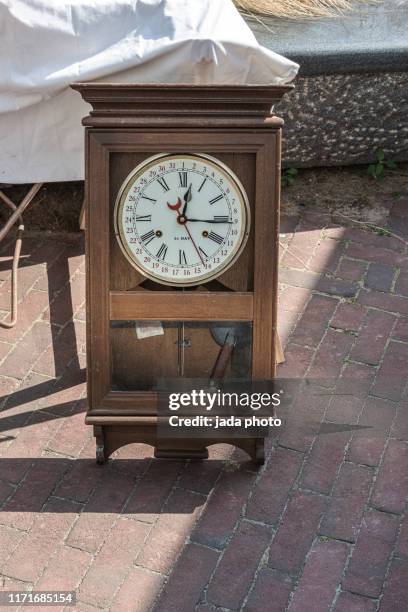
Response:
[182,222,205,267]
[167,197,182,211]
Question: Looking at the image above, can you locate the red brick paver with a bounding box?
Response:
[342,508,399,598]
[268,490,326,575]
[206,521,270,609]
[288,539,349,612]
[244,568,293,612]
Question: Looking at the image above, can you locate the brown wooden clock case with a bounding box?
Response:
[72,83,292,465]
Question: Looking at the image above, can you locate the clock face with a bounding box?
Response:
[114,153,250,286]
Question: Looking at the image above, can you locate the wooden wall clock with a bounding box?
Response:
[72,83,292,465]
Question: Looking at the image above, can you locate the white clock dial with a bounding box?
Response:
[114,153,250,286]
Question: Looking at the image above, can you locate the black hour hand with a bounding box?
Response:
[182,184,192,215]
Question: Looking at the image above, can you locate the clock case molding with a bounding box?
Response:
[72,83,293,464]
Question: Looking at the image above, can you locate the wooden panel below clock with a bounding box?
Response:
[110,291,253,320]
[109,151,255,293]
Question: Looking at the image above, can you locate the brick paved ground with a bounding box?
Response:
[0,194,408,611]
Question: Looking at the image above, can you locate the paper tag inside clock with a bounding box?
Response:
[135,321,164,340]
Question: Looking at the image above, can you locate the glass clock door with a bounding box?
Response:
[110,320,253,392]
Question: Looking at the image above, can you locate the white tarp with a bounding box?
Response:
[0,0,299,183]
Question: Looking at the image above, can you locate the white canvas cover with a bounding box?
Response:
[0,0,299,183]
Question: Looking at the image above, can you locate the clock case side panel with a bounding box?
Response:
[252,131,281,380]
[86,128,281,418]
[86,130,111,414]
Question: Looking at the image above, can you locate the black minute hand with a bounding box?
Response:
[187,218,232,223]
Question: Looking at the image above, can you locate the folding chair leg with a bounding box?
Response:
[0,183,42,242]
[0,183,43,328]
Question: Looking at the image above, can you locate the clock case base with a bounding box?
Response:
[72,83,293,467]
[93,424,265,465]
[94,425,265,465]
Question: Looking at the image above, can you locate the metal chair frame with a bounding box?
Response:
[0,183,43,328]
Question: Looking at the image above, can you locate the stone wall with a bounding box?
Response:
[275,72,408,167]
[245,0,408,167]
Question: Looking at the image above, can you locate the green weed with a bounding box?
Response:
[367,149,397,181]
[281,167,298,188]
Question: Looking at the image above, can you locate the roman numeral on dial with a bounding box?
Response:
[179,172,188,188]
[140,230,156,245]
[156,243,168,261]
[179,249,187,265]
[136,215,152,222]
[209,194,223,205]
[157,177,170,192]
[208,231,224,245]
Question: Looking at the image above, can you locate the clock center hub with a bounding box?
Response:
[177,215,187,225]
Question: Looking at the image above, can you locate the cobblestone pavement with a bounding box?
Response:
[0,196,407,611]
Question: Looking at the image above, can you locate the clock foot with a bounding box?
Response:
[96,444,106,464]
[94,425,107,464]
